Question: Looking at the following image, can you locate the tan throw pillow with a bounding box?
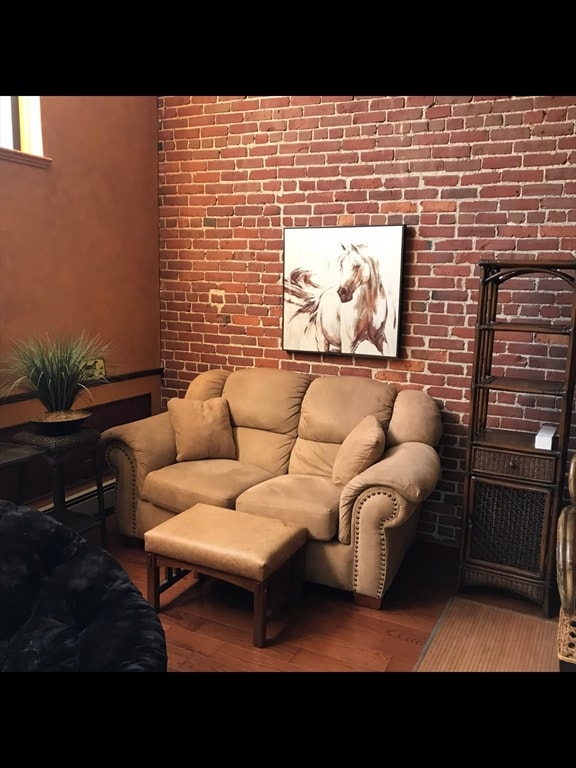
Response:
[332,415,386,487]
[167,397,236,461]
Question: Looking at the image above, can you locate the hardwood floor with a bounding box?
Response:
[100,518,555,673]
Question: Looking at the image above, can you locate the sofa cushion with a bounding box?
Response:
[222,368,313,476]
[289,376,397,476]
[168,397,236,462]
[332,415,386,487]
[142,460,275,512]
[386,388,442,448]
[184,369,231,401]
[235,475,341,541]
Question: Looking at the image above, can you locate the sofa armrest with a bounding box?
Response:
[101,412,176,537]
[338,441,441,544]
[102,412,176,480]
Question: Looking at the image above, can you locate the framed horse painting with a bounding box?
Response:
[282,225,405,358]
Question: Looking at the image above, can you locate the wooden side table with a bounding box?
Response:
[12,428,108,548]
[0,441,46,504]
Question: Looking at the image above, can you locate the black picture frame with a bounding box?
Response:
[282,225,404,358]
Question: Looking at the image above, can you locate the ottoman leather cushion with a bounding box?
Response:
[144,503,306,582]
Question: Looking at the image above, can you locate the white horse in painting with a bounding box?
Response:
[284,243,397,355]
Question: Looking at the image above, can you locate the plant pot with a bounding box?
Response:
[30,410,92,436]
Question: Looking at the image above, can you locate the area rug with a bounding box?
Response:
[415,596,559,672]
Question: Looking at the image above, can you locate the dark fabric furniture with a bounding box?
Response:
[0,500,167,672]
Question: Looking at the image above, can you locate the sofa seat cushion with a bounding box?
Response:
[142,460,274,513]
[235,475,341,541]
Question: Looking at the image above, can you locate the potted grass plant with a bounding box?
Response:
[0,332,110,434]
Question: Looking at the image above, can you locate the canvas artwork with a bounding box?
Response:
[282,225,404,358]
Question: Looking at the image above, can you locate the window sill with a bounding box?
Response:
[0,147,52,168]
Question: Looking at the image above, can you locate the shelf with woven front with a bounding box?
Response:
[458,256,576,619]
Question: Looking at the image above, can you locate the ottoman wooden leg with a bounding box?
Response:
[147,552,160,611]
[253,580,268,648]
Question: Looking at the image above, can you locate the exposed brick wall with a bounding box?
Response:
[157,95,576,547]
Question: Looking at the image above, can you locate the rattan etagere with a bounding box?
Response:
[457,256,576,618]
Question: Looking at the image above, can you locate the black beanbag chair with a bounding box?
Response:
[0,500,167,672]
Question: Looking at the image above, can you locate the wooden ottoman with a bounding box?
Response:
[144,503,307,648]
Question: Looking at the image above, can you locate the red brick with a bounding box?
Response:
[157,94,576,548]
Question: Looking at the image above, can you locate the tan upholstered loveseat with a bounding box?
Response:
[101,368,442,609]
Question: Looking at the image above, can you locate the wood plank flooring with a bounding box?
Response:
[100,518,555,673]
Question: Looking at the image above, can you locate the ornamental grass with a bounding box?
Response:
[0,332,110,412]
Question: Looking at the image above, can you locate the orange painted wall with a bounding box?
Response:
[0,96,161,380]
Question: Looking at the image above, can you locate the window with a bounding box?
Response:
[0,96,49,167]
[0,96,19,149]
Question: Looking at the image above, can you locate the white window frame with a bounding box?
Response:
[0,96,50,167]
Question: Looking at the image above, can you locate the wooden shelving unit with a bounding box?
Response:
[458,256,576,617]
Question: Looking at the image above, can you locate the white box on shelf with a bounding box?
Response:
[535,424,557,450]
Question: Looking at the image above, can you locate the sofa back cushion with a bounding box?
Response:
[386,388,442,448]
[289,376,397,477]
[185,369,231,401]
[222,368,313,476]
